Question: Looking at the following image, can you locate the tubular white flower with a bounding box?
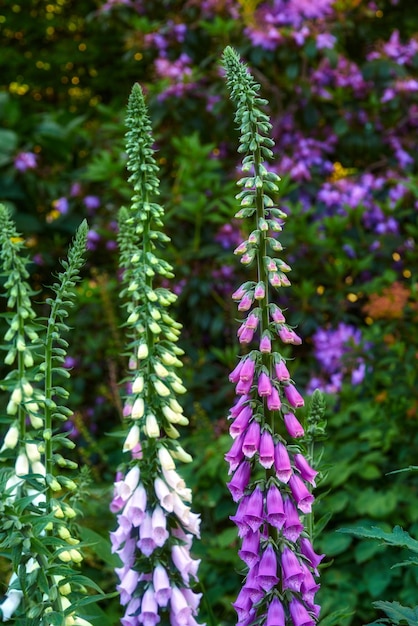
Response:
[144,413,160,438]
[1,424,19,451]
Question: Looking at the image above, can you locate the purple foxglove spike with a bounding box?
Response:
[266,596,286,626]
[267,385,281,411]
[229,394,251,418]
[151,506,169,547]
[300,562,321,606]
[282,497,304,542]
[240,357,256,382]
[278,326,302,345]
[281,545,305,592]
[242,486,264,532]
[229,359,244,383]
[289,474,315,514]
[260,334,272,353]
[238,529,261,567]
[254,282,265,300]
[137,512,157,557]
[256,544,279,591]
[244,563,264,603]
[227,461,251,502]
[284,383,305,408]
[139,587,160,626]
[258,372,272,396]
[232,284,247,301]
[274,442,292,483]
[170,587,193,625]
[259,430,275,469]
[236,377,253,394]
[153,564,171,607]
[117,567,140,606]
[283,412,305,438]
[230,494,251,538]
[294,453,318,486]
[289,597,315,626]
[225,431,245,473]
[242,420,261,458]
[265,483,285,530]
[299,538,325,574]
[238,292,253,311]
[232,586,254,622]
[275,360,290,381]
[229,405,253,439]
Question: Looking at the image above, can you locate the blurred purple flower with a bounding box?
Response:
[14,151,37,172]
[83,195,101,212]
[53,197,69,215]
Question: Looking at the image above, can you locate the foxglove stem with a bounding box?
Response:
[223,46,323,625]
[113,84,202,625]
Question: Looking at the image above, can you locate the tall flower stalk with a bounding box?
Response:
[111,84,202,626]
[0,205,99,625]
[222,47,324,626]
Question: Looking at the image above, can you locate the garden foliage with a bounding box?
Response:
[0,1,418,625]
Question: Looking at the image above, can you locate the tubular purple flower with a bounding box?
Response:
[239,357,256,382]
[283,412,305,438]
[294,454,318,486]
[229,405,253,439]
[232,587,254,622]
[244,564,263,604]
[236,377,253,394]
[284,383,305,408]
[283,497,304,542]
[117,568,140,606]
[258,430,275,469]
[238,529,260,567]
[260,334,272,353]
[289,597,316,626]
[170,587,193,625]
[242,420,261,458]
[138,512,157,557]
[238,292,253,311]
[265,483,285,529]
[171,545,200,584]
[227,460,252,502]
[254,282,265,299]
[256,544,279,591]
[121,483,147,527]
[266,597,286,626]
[275,360,290,381]
[229,359,244,383]
[241,486,264,532]
[139,587,161,626]
[151,506,169,547]
[229,394,251,418]
[281,545,304,591]
[299,538,325,573]
[278,326,302,345]
[267,386,281,410]
[301,563,321,605]
[274,442,292,483]
[230,494,250,538]
[258,372,272,396]
[225,431,245,473]
[153,564,171,607]
[289,474,315,514]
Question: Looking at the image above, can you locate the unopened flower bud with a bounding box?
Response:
[154,362,169,378]
[144,413,160,438]
[158,446,176,470]
[137,343,149,359]
[25,442,40,462]
[154,380,170,397]
[123,424,140,452]
[1,424,19,451]
[15,452,29,476]
[131,397,145,419]
[132,375,144,393]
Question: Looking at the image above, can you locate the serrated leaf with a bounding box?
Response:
[339,525,418,553]
[372,601,418,625]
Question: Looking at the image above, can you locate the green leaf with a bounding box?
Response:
[79,527,121,569]
[339,525,418,554]
[372,601,418,626]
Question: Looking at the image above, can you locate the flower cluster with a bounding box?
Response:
[222,47,324,626]
[307,323,366,394]
[110,84,202,626]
